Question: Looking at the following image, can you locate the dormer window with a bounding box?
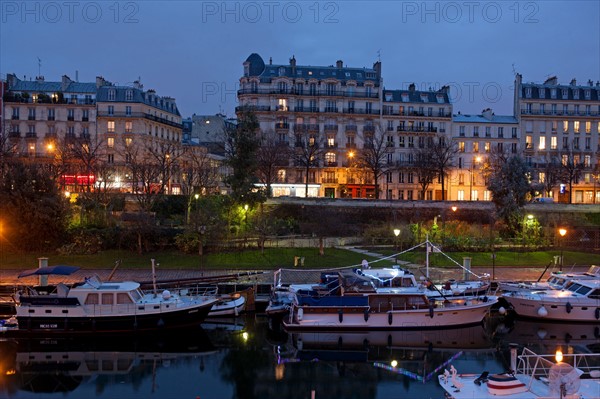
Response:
[125,90,133,101]
[562,88,568,99]
[278,67,285,76]
[108,89,116,101]
[401,94,409,102]
[525,87,532,98]
[539,88,545,98]
[573,89,579,100]
[585,89,591,99]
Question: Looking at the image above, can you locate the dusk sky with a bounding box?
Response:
[1,1,599,118]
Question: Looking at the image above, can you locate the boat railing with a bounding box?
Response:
[517,347,600,380]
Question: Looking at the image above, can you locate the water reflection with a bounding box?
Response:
[0,316,597,399]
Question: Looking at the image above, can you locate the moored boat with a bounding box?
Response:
[12,267,219,335]
[502,279,600,322]
[438,347,600,399]
[499,265,600,293]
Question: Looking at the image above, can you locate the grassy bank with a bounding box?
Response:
[1,247,599,271]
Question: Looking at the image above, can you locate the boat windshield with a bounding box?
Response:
[130,289,143,302]
[565,282,592,295]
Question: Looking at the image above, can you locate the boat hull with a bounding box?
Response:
[283,296,497,331]
[504,293,600,322]
[15,301,216,335]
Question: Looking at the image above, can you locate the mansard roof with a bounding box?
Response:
[383,89,450,104]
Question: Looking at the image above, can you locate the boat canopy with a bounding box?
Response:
[18,265,81,278]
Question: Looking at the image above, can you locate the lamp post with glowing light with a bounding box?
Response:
[393,228,401,264]
[558,228,567,272]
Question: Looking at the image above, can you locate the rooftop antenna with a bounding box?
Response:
[37,57,41,76]
[377,49,381,62]
[511,63,516,76]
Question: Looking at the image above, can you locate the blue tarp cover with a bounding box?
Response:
[18,265,81,278]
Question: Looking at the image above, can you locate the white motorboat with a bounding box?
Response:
[499,265,600,293]
[438,346,600,399]
[502,279,600,322]
[282,270,498,331]
[13,266,219,334]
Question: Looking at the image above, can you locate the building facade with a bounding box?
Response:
[451,109,520,201]
[516,74,600,203]
[95,78,183,193]
[238,53,452,199]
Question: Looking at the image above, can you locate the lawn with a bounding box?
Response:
[1,247,598,271]
[0,247,381,270]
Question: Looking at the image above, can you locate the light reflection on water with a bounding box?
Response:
[0,316,597,399]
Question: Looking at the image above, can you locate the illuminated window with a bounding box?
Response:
[107,121,115,133]
[562,155,568,166]
[325,152,336,165]
[125,121,132,133]
[574,121,580,133]
[586,121,591,133]
[584,155,591,167]
[484,142,490,153]
[552,121,558,133]
[278,98,287,111]
[107,138,114,148]
[125,138,132,147]
[563,121,569,133]
[551,136,557,150]
[539,172,545,183]
[473,142,479,153]
[538,136,546,150]
[458,142,465,152]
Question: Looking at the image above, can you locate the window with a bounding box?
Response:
[585,137,591,150]
[47,108,55,120]
[552,121,558,133]
[497,142,503,152]
[539,172,545,183]
[386,171,392,183]
[525,87,532,98]
[585,121,591,133]
[573,137,579,149]
[584,155,591,167]
[497,127,503,138]
[459,126,465,137]
[125,121,132,133]
[539,88,545,98]
[484,142,490,153]
[511,143,517,153]
[108,89,116,101]
[68,109,75,120]
[101,293,113,305]
[107,121,115,133]
[107,137,114,148]
[28,108,35,120]
[563,121,569,133]
[407,172,414,183]
[539,136,546,150]
[574,121,580,133]
[126,106,132,116]
[85,293,99,305]
[398,137,405,148]
[399,172,404,183]
[408,137,414,148]
[512,127,518,138]
[485,126,491,137]
[125,90,133,101]
[562,88,568,99]
[458,141,465,152]
[108,105,114,116]
[551,136,557,150]
[473,142,479,153]
[473,127,479,137]
[12,107,20,119]
[117,293,133,304]
[563,104,568,114]
[82,109,89,121]
[108,154,114,163]
[278,98,288,111]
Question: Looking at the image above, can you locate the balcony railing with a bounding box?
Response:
[324,124,338,131]
[396,126,438,133]
[237,88,380,99]
[25,132,37,138]
[275,122,290,129]
[345,125,357,131]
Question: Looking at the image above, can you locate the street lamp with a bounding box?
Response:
[558,228,567,272]
[470,156,482,201]
[393,228,401,264]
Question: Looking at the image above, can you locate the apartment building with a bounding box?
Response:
[516,74,600,203]
[95,78,182,193]
[452,109,520,201]
[3,74,97,188]
[238,53,452,199]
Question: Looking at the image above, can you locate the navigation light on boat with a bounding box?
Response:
[555,350,563,363]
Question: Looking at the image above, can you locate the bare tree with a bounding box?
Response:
[357,123,390,199]
[429,134,458,201]
[293,127,325,198]
[558,147,584,204]
[412,136,438,200]
[180,145,222,223]
[256,129,292,197]
[538,154,562,197]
